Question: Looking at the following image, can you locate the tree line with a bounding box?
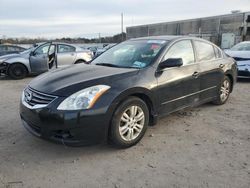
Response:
[0,32,126,44]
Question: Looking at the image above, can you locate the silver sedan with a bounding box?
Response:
[0,42,93,79]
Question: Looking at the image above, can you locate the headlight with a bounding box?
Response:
[57,85,110,110]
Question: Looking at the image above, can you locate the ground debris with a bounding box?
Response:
[218,140,227,144]
[149,134,154,137]
[7,181,23,187]
[147,163,156,168]
[177,111,193,117]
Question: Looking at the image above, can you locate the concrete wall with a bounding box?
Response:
[126,12,250,47]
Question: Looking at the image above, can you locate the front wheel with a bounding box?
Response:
[8,64,28,79]
[212,76,231,105]
[109,97,149,148]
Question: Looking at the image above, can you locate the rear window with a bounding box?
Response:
[194,41,216,61]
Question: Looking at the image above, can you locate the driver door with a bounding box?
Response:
[156,40,201,115]
[29,42,51,74]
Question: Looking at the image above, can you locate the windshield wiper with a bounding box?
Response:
[95,63,121,68]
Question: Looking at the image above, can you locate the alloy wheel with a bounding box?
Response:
[119,105,145,141]
[220,79,230,102]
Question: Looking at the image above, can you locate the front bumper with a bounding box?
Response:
[0,62,8,74]
[237,62,250,78]
[20,99,112,146]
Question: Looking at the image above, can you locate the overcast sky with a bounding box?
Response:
[0,0,250,39]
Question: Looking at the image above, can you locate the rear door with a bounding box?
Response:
[29,43,51,74]
[156,39,201,115]
[193,40,224,101]
[56,44,77,66]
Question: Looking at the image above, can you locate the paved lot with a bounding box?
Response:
[0,76,249,188]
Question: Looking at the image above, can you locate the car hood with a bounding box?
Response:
[237,60,250,66]
[224,50,250,60]
[29,64,139,96]
[0,53,29,62]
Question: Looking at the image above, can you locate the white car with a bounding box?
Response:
[224,41,250,78]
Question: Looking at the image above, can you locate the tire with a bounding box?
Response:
[109,97,149,148]
[212,76,231,105]
[8,64,28,79]
[74,59,86,64]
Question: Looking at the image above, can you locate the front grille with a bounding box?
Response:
[24,87,57,107]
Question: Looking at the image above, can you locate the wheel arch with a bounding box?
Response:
[74,59,86,64]
[7,62,29,75]
[108,87,158,127]
[225,72,234,93]
[106,88,158,144]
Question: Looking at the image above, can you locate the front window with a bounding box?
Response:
[163,40,195,65]
[34,43,50,55]
[92,40,168,68]
[231,43,250,51]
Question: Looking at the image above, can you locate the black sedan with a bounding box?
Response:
[20,36,237,148]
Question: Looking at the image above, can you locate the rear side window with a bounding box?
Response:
[7,46,21,51]
[194,41,216,61]
[58,45,75,53]
[164,40,195,65]
[214,46,222,58]
[0,46,7,51]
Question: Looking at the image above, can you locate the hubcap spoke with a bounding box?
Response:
[130,106,138,117]
[120,123,129,135]
[135,112,144,122]
[220,80,230,102]
[121,112,130,122]
[134,123,143,129]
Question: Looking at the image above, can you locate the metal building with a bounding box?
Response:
[126,12,250,48]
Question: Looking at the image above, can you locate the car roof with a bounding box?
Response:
[129,35,183,41]
[129,35,220,47]
[238,41,250,44]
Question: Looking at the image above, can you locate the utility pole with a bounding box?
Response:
[98,33,101,44]
[121,13,124,41]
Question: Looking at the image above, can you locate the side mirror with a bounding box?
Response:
[30,51,35,56]
[158,58,183,70]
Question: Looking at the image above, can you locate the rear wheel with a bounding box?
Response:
[212,76,231,105]
[8,64,28,79]
[109,97,149,148]
[74,59,86,64]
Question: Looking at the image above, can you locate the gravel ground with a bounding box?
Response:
[0,76,249,188]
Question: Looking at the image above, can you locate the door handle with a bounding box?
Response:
[192,71,199,78]
[219,64,225,68]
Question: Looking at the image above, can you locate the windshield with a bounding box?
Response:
[231,43,250,51]
[92,40,168,68]
[20,47,34,54]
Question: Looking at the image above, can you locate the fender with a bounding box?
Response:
[107,86,158,121]
[224,58,237,86]
[5,57,31,73]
